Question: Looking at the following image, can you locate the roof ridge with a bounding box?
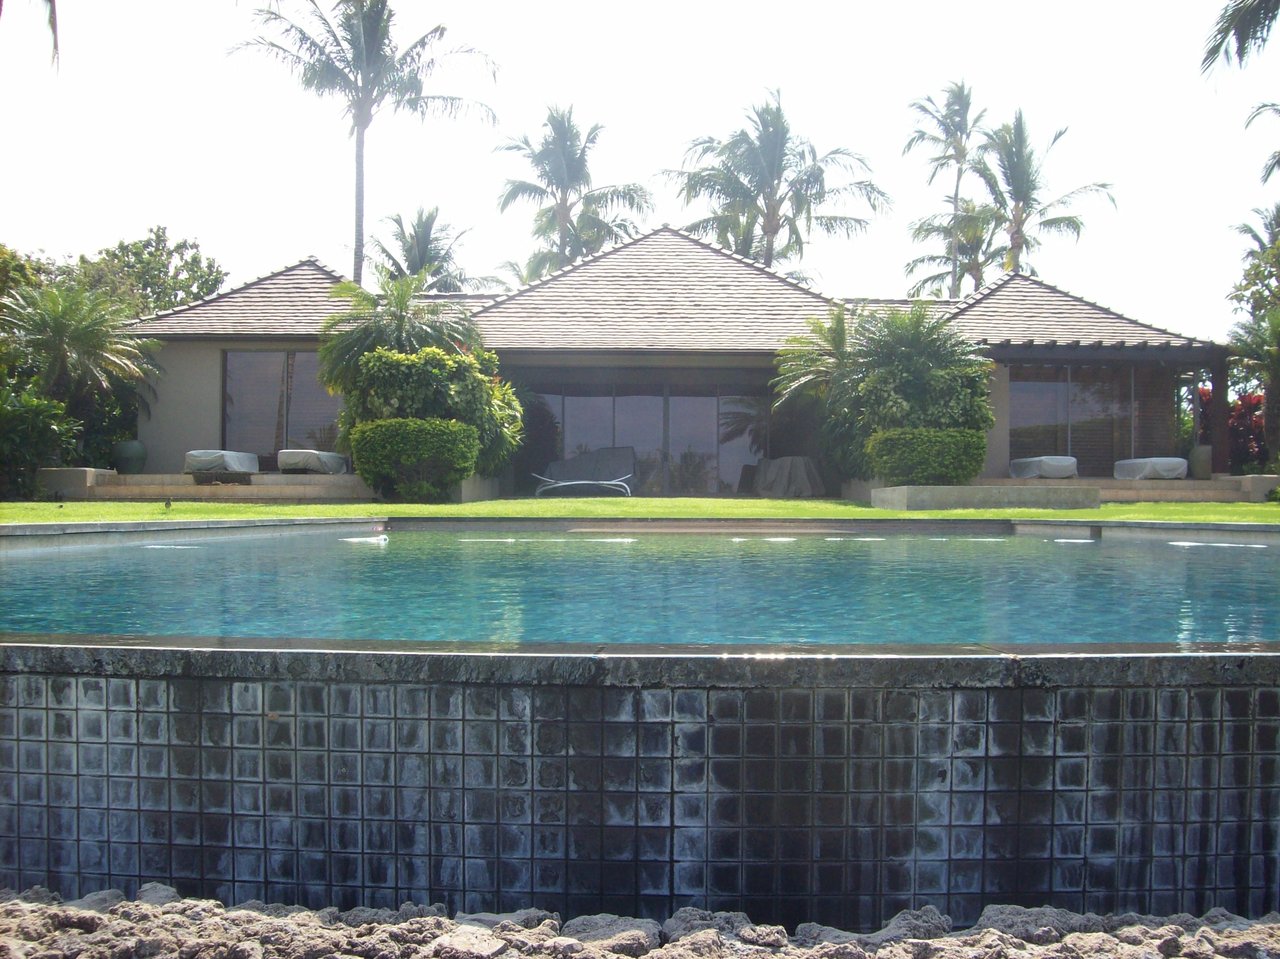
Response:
[939,270,1018,320]
[126,255,350,325]
[659,226,837,304]
[472,232,658,314]
[473,227,836,317]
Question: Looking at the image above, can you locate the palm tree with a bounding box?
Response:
[498,107,652,272]
[903,81,986,298]
[1245,103,1280,183]
[974,110,1113,273]
[494,258,548,291]
[0,281,157,424]
[1237,202,1280,256]
[372,206,473,290]
[674,92,888,269]
[905,201,1007,297]
[1203,0,1280,70]
[247,0,492,285]
[318,267,481,394]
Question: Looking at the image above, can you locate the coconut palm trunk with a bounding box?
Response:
[949,168,963,296]
[354,125,367,284]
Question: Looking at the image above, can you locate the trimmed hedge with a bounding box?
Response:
[866,427,987,487]
[349,417,480,503]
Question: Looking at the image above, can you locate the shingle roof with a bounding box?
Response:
[127,257,349,338]
[124,233,1220,359]
[472,228,836,351]
[942,272,1213,351]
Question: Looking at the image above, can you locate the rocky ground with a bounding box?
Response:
[1,886,1278,959]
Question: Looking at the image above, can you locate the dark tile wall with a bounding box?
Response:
[1,662,1277,931]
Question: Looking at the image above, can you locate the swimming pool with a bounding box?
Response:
[1,529,1276,648]
[2,520,1279,928]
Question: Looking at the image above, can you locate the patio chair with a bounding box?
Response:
[533,446,635,497]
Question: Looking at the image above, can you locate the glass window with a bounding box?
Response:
[224,351,342,462]
[718,394,768,494]
[1009,366,1069,462]
[563,392,613,457]
[668,393,717,495]
[286,352,343,451]
[1071,366,1131,476]
[615,389,664,495]
[224,351,288,457]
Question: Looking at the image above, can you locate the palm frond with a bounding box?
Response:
[1203,0,1280,71]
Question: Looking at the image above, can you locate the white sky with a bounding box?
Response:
[1,0,1277,344]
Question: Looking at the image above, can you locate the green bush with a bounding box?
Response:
[866,427,987,486]
[348,347,522,476]
[0,381,79,499]
[349,417,480,502]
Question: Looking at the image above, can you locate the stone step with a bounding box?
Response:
[88,484,372,502]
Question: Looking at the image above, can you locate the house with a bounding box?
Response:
[128,228,1230,491]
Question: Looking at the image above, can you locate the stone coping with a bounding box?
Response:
[3,515,1280,551]
[0,516,379,536]
[2,638,1278,687]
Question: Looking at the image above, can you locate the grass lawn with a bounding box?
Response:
[2,497,1278,525]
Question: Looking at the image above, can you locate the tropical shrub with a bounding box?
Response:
[349,417,479,502]
[0,280,159,467]
[774,303,992,480]
[0,381,79,498]
[1197,387,1269,474]
[866,428,987,486]
[347,346,523,477]
[318,269,481,395]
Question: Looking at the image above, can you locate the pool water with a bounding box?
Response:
[1,532,1276,647]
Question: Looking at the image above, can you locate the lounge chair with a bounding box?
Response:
[277,449,348,474]
[1114,457,1188,480]
[533,446,635,497]
[183,450,259,473]
[1009,456,1078,479]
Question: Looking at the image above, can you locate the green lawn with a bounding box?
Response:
[2,497,1278,525]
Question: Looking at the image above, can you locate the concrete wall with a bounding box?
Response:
[1,644,1276,930]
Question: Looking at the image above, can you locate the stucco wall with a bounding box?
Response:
[138,342,224,473]
[139,340,324,474]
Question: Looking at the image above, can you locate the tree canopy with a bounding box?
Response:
[674,92,887,269]
[1203,0,1280,70]
[499,106,652,275]
[372,206,475,291]
[75,226,226,317]
[974,110,1113,273]
[903,81,986,298]
[1229,240,1280,456]
[248,0,492,284]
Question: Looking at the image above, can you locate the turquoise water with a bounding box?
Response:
[1,532,1276,647]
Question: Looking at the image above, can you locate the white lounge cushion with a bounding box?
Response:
[1114,457,1188,480]
[278,449,348,474]
[183,450,259,473]
[1009,456,1078,479]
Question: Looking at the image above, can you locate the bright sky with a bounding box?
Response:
[1,1,1277,344]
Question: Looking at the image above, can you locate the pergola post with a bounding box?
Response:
[1210,353,1230,474]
